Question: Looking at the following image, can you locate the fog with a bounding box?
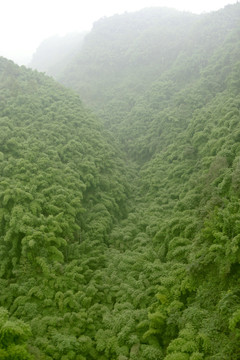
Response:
[0,0,238,65]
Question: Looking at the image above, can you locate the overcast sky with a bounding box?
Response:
[0,0,238,65]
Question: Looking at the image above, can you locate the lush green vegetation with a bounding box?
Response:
[0,57,130,359]
[2,3,240,359]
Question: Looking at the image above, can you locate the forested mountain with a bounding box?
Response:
[57,8,197,110]
[0,57,130,359]
[1,3,240,360]
[55,4,240,121]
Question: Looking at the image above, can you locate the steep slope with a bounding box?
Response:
[83,23,240,358]
[58,8,197,110]
[57,5,240,139]
[33,4,240,360]
[1,3,240,360]
[0,57,131,359]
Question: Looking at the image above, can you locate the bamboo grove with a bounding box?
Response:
[1,3,240,359]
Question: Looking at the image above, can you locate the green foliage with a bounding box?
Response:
[0,56,130,358]
[0,307,33,359]
[1,3,240,360]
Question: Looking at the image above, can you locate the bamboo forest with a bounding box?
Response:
[1,3,240,359]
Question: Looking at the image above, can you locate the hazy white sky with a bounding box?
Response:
[0,0,238,64]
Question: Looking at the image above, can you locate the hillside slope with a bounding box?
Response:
[43,4,240,359]
[1,3,240,360]
[57,5,240,126]
[0,57,131,359]
[58,8,197,110]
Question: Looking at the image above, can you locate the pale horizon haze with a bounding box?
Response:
[0,0,238,65]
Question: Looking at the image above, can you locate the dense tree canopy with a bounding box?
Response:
[2,3,240,359]
[0,57,130,359]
